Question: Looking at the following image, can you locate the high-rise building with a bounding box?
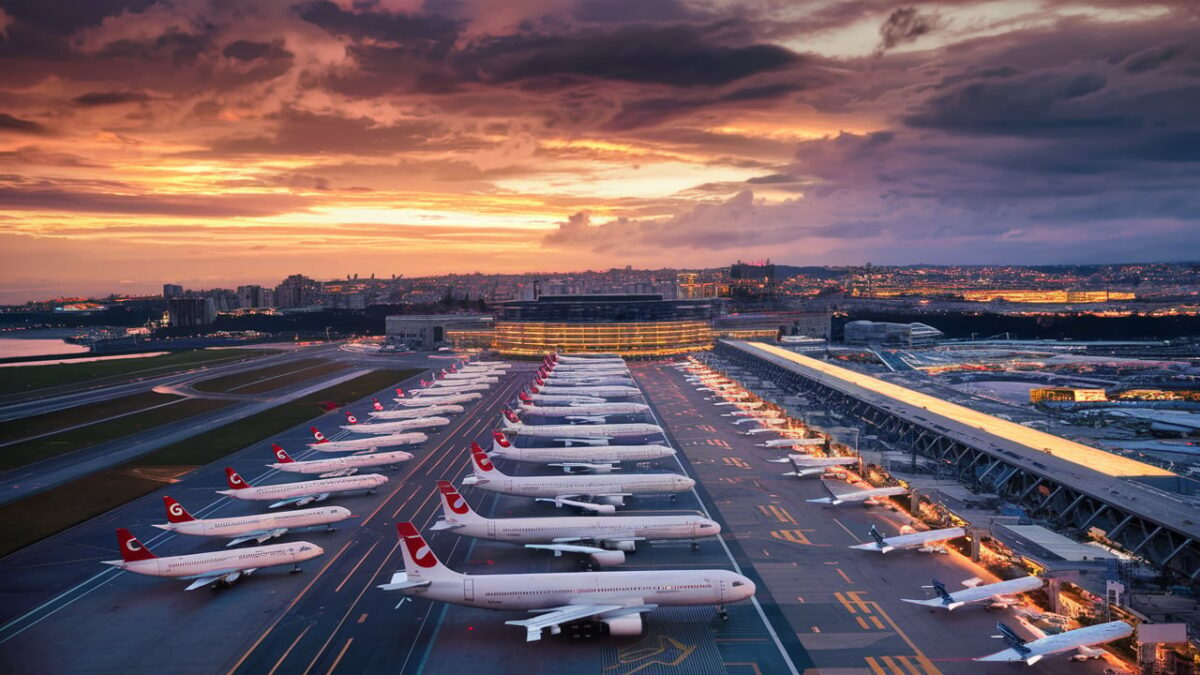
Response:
[236,284,273,308]
[167,297,216,327]
[274,274,322,308]
[163,283,183,299]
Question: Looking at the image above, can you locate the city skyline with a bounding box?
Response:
[2,1,1199,301]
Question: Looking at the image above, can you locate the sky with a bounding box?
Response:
[1,0,1198,302]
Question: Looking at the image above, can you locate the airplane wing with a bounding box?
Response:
[226,528,288,547]
[268,493,329,509]
[378,571,432,592]
[181,568,251,591]
[552,437,611,446]
[505,603,654,642]
[565,416,607,424]
[526,542,609,556]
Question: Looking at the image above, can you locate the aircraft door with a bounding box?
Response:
[464,578,475,602]
[717,578,728,604]
[487,519,496,537]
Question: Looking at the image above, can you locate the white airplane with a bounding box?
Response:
[759,437,824,448]
[516,401,649,422]
[394,392,482,406]
[974,620,1133,665]
[461,448,694,513]
[850,525,966,553]
[431,481,720,565]
[342,415,450,434]
[522,390,606,406]
[440,372,499,382]
[308,426,426,452]
[532,383,641,398]
[370,404,464,419]
[153,496,351,546]
[379,522,755,641]
[732,416,784,426]
[420,381,490,392]
[768,455,857,478]
[487,435,674,473]
[103,528,323,591]
[268,444,412,477]
[550,353,625,364]
[541,374,634,387]
[806,484,907,506]
[902,575,1044,611]
[500,409,662,441]
[218,467,387,508]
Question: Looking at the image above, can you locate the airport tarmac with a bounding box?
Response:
[632,361,1121,675]
[0,357,1128,674]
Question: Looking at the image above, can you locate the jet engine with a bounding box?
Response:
[601,614,644,637]
[604,540,637,553]
[599,495,626,506]
[588,550,626,566]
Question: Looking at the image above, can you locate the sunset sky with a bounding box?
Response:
[1,0,1198,301]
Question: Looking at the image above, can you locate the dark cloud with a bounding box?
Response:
[296,0,462,49]
[1121,44,1185,73]
[0,112,50,135]
[876,6,943,54]
[572,0,701,24]
[0,183,305,217]
[204,108,465,156]
[221,40,292,62]
[0,0,156,35]
[71,91,151,107]
[97,29,213,66]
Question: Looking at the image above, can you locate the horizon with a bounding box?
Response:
[2,1,1198,302]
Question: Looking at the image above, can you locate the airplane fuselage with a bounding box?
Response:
[220,474,387,501]
[518,403,648,418]
[309,432,426,452]
[271,450,414,474]
[492,444,674,463]
[449,515,716,544]
[465,473,692,498]
[506,422,662,439]
[156,506,350,538]
[106,541,322,578]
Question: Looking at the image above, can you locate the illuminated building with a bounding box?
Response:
[843,320,943,346]
[492,294,726,358]
[1030,388,1109,404]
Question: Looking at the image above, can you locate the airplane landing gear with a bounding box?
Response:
[690,540,700,551]
[716,605,729,621]
[290,565,303,574]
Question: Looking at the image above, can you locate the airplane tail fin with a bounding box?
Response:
[435,480,481,522]
[396,522,457,579]
[344,410,358,425]
[529,384,539,394]
[501,408,519,428]
[271,444,295,463]
[931,578,953,602]
[116,528,156,562]
[224,467,250,490]
[471,447,503,476]
[395,388,405,398]
[310,426,329,443]
[869,525,886,548]
[994,622,1029,653]
[373,398,384,411]
[492,430,511,450]
[162,496,195,523]
[518,390,532,404]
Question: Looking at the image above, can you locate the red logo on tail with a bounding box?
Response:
[311,427,328,443]
[472,451,495,472]
[395,388,405,397]
[492,431,510,447]
[116,528,156,562]
[225,467,249,489]
[344,411,358,424]
[437,481,470,515]
[272,444,293,463]
[398,523,437,568]
[373,398,383,411]
[163,496,193,523]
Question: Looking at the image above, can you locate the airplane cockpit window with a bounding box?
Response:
[732,581,745,587]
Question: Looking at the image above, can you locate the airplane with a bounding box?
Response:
[395,392,482,406]
[308,426,426,452]
[268,444,413,477]
[974,620,1133,665]
[806,484,907,506]
[902,575,1044,611]
[341,415,450,434]
[768,455,857,478]
[431,481,720,565]
[516,401,650,423]
[153,496,352,546]
[218,467,388,508]
[500,409,663,441]
[540,374,634,387]
[370,404,464,419]
[549,353,625,364]
[419,381,490,392]
[379,522,755,641]
[461,447,694,513]
[439,373,499,383]
[103,528,323,591]
[522,390,606,406]
[850,525,966,553]
[488,435,674,473]
[532,384,641,398]
[732,416,784,426]
[759,437,824,448]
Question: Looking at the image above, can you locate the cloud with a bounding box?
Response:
[71,90,151,106]
[876,6,943,54]
[221,39,292,62]
[0,112,50,135]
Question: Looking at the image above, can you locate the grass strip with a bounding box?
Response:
[0,349,279,397]
[192,358,327,393]
[0,369,417,558]
[0,392,181,442]
[232,362,351,395]
[0,398,234,471]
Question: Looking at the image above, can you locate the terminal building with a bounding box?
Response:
[843,320,943,346]
[492,294,726,358]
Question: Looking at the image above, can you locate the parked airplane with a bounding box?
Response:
[154,496,351,546]
[769,455,857,478]
[308,427,426,452]
[395,392,482,406]
[342,415,450,434]
[500,409,662,441]
[522,390,606,406]
[488,435,674,473]
[379,522,754,641]
[974,620,1133,665]
[759,438,825,448]
[218,467,387,508]
[440,373,498,383]
[517,393,647,417]
[902,575,1044,611]
[462,448,694,513]
[103,528,323,590]
[431,481,719,565]
[532,383,641,398]
[370,404,464,419]
[549,353,625,364]
[268,444,412,476]
[850,525,966,553]
[420,381,490,392]
[806,484,907,506]
[541,374,634,387]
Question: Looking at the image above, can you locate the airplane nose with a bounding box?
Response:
[312,545,326,557]
[683,477,696,489]
[707,519,722,534]
[741,578,757,599]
